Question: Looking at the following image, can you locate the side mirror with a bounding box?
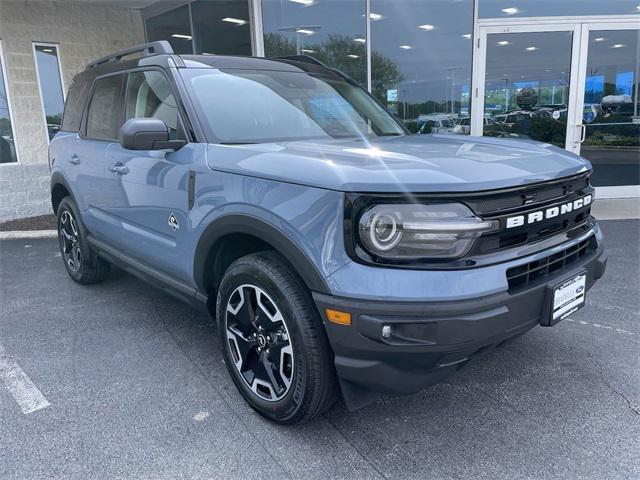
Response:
[119,118,185,151]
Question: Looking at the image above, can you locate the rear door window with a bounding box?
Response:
[85,74,125,140]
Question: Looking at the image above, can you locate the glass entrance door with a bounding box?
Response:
[473,18,639,197]
[481,30,575,148]
[575,26,639,191]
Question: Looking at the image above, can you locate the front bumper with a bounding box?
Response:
[313,236,607,409]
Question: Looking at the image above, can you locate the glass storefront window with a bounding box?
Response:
[33,44,65,142]
[145,5,193,54]
[192,0,252,55]
[261,0,367,87]
[370,0,474,133]
[0,41,17,163]
[479,0,640,18]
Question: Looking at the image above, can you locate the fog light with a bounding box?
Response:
[381,325,392,339]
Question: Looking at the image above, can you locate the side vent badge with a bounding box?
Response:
[168,212,179,232]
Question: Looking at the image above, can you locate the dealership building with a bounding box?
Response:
[0,0,638,221]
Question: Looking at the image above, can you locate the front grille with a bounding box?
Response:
[506,235,597,291]
[463,173,590,216]
[466,173,594,255]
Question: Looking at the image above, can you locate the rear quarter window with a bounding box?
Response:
[61,83,88,132]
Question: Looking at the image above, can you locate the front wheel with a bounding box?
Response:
[216,251,337,424]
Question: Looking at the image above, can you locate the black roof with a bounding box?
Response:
[71,41,340,87]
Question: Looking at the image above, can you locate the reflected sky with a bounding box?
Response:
[34,46,64,122]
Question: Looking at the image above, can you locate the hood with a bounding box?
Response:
[206,135,591,193]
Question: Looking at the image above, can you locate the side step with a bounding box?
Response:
[87,235,209,314]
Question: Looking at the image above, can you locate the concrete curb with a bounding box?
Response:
[591,198,640,221]
[0,230,57,240]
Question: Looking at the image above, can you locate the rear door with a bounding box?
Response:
[76,73,126,237]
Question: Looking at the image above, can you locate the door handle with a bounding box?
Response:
[577,124,586,143]
[69,154,81,165]
[109,163,129,175]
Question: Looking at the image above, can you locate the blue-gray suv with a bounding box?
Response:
[49,42,607,424]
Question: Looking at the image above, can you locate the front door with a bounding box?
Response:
[472,17,639,198]
[102,69,197,283]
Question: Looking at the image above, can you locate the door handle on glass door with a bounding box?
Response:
[578,124,586,143]
[109,163,129,175]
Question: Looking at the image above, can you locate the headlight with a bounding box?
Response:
[358,203,497,260]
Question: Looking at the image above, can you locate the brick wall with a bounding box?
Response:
[0,0,144,221]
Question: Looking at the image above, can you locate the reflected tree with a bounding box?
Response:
[264,33,402,94]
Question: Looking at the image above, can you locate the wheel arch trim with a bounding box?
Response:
[50,171,77,213]
[193,214,331,295]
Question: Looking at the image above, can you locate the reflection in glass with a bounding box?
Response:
[371,0,473,134]
[86,75,125,140]
[192,0,252,55]
[145,5,193,54]
[126,71,179,139]
[483,31,573,147]
[479,0,640,18]
[183,68,404,143]
[581,29,639,187]
[261,0,367,87]
[34,44,65,142]
[0,47,17,163]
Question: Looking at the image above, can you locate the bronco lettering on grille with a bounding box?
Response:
[505,194,592,229]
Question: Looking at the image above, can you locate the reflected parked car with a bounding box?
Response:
[455,117,529,139]
[418,117,457,135]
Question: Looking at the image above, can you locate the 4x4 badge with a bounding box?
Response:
[168,212,179,231]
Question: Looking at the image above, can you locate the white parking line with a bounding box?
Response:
[565,318,636,336]
[0,344,50,414]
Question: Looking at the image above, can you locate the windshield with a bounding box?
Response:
[182,68,405,144]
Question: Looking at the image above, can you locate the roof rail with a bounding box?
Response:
[271,54,357,84]
[270,55,329,68]
[86,41,174,69]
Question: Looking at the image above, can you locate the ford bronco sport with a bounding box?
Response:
[49,42,607,424]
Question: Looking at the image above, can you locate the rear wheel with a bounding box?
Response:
[56,197,109,284]
[216,251,337,424]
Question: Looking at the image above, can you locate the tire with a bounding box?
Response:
[56,197,109,285]
[216,251,337,424]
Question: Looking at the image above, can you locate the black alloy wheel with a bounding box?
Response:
[59,208,82,273]
[225,284,294,401]
[217,251,337,424]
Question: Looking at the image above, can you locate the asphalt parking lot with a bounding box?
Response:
[1,220,638,480]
